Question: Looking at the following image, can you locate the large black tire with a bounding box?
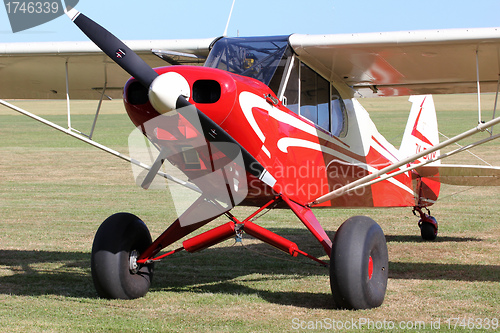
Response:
[91,213,154,299]
[330,216,388,309]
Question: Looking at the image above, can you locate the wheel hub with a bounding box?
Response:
[129,250,139,274]
[368,256,373,280]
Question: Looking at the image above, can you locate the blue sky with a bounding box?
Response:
[1,0,500,42]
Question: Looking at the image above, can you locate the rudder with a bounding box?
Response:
[400,95,440,206]
[399,95,440,162]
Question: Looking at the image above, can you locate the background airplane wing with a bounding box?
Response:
[0,38,214,99]
[289,28,500,97]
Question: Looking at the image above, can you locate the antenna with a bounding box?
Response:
[223,0,236,37]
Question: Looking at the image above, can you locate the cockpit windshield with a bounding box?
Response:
[204,36,290,88]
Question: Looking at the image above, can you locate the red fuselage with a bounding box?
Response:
[123,65,440,208]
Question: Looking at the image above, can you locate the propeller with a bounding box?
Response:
[65,7,277,189]
[65,8,158,88]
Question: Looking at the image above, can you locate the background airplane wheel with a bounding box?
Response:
[330,216,388,309]
[91,212,154,299]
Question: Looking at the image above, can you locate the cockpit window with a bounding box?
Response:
[205,36,289,88]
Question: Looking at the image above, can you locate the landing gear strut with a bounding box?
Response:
[413,207,438,241]
[90,200,390,310]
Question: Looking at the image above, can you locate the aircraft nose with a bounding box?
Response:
[148,72,191,114]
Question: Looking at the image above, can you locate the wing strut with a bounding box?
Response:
[492,74,500,135]
[62,59,110,141]
[65,59,71,130]
[88,65,108,140]
[0,99,201,194]
[475,48,499,135]
[309,115,500,206]
[476,49,483,124]
[350,132,500,192]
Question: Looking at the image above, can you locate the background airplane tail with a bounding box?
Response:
[399,95,441,206]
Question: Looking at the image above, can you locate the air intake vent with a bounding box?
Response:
[192,80,221,103]
[126,81,149,105]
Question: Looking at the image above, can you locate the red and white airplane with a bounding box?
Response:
[1,5,500,309]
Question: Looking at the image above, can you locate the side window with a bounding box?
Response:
[331,86,348,137]
[300,63,330,132]
[281,60,347,137]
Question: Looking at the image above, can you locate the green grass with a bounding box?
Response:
[1,97,499,332]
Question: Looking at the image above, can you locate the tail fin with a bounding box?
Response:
[399,95,440,163]
[400,95,441,206]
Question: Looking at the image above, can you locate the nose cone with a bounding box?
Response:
[148,72,191,114]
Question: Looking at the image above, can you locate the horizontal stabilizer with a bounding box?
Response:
[415,164,500,186]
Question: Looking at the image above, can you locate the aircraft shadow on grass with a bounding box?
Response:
[0,228,497,309]
[385,234,482,243]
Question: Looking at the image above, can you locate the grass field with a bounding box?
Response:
[0,96,499,332]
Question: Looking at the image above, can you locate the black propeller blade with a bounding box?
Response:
[66,8,158,88]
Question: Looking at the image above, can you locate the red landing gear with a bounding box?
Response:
[413,206,438,241]
[90,197,327,300]
[90,196,389,310]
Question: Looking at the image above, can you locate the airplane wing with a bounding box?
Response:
[4,28,500,99]
[0,38,214,99]
[289,28,500,97]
